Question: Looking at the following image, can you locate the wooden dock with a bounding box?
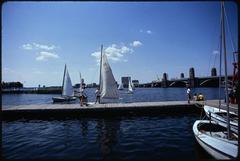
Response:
[2,100,238,120]
[2,101,200,120]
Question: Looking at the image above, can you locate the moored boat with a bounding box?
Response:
[193,120,238,159]
[52,64,76,103]
[204,105,238,134]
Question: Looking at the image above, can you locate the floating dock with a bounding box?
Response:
[2,100,237,120]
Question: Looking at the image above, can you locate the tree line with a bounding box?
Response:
[1,82,23,88]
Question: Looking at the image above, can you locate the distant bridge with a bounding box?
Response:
[139,75,233,88]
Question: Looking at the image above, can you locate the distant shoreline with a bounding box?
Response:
[2,86,221,94]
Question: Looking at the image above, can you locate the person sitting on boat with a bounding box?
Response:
[95,87,101,104]
[228,88,236,104]
[232,87,237,104]
[197,93,204,101]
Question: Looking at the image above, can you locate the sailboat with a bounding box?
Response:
[52,64,76,102]
[98,45,119,103]
[127,79,133,94]
[131,81,135,90]
[118,82,124,90]
[203,0,238,134]
[193,2,238,159]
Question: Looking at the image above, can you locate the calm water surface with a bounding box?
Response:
[2,88,220,159]
[2,87,224,108]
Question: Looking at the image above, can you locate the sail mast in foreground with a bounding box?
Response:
[99,45,103,103]
[221,2,230,139]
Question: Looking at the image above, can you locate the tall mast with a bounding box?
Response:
[221,1,230,139]
[218,2,223,111]
[99,45,103,103]
[61,64,67,96]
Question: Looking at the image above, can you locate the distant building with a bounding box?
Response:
[211,67,217,76]
[86,83,97,88]
[74,83,86,88]
[121,76,131,88]
[132,80,139,87]
[180,73,184,78]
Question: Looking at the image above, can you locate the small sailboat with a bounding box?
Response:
[52,64,76,102]
[131,81,135,90]
[127,79,133,94]
[118,83,124,90]
[193,2,238,159]
[98,45,119,103]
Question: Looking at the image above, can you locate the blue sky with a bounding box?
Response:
[2,1,238,87]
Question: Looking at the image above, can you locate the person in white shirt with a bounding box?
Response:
[95,87,101,104]
[187,88,191,104]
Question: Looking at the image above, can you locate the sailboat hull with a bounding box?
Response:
[204,105,238,134]
[193,120,238,159]
[52,96,76,103]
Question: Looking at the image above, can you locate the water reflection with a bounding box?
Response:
[96,118,121,159]
[80,119,88,137]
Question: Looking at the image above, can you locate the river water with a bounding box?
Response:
[2,88,223,159]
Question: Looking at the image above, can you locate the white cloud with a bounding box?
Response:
[139,29,153,34]
[33,43,56,50]
[33,71,44,74]
[130,41,142,47]
[146,30,152,34]
[91,44,134,63]
[36,51,59,61]
[21,42,59,61]
[22,44,33,50]
[22,43,56,51]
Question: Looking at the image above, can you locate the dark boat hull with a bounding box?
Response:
[52,96,77,103]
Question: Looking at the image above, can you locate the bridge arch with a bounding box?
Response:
[169,81,187,87]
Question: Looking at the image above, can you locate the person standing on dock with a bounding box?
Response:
[80,86,88,106]
[187,88,191,104]
[95,87,101,104]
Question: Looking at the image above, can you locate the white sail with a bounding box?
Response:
[62,67,74,97]
[79,72,83,96]
[131,81,135,90]
[118,83,123,90]
[128,80,133,92]
[100,52,119,99]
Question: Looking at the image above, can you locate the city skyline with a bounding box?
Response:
[2,1,238,87]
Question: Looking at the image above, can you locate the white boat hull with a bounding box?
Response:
[193,120,238,159]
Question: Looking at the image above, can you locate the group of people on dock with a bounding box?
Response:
[187,86,238,104]
[76,87,101,106]
[186,88,204,104]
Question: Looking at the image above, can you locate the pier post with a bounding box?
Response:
[188,67,196,88]
[211,67,217,76]
[180,73,184,78]
[161,73,169,88]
